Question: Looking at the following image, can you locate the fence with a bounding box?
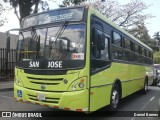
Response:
[0,48,16,79]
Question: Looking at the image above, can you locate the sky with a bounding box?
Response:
[0,0,159,37]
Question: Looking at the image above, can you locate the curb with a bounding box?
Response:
[0,88,13,92]
[0,81,14,92]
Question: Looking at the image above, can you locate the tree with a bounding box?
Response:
[60,0,85,7]
[3,0,49,25]
[154,32,160,40]
[0,1,11,26]
[61,0,153,30]
[153,32,160,51]
[92,0,153,30]
[154,52,160,64]
[128,24,150,40]
[60,0,105,6]
[128,24,159,52]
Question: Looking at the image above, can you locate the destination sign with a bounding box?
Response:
[29,61,62,68]
[22,8,84,28]
[16,60,84,69]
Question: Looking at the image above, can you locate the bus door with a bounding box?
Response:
[89,27,111,111]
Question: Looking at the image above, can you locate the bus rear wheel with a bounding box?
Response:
[141,79,148,94]
[109,84,120,111]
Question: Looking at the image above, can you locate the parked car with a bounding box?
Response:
[158,83,160,111]
[153,64,160,86]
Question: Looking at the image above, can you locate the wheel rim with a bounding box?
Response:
[111,89,119,108]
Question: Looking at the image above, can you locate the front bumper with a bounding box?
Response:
[14,83,89,112]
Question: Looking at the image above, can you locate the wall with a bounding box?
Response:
[0,32,18,49]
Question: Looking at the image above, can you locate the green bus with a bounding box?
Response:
[14,5,153,112]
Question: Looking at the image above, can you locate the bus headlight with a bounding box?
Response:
[79,82,85,88]
[15,77,23,87]
[68,77,87,91]
[72,85,76,90]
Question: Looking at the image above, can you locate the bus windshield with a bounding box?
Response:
[17,23,86,69]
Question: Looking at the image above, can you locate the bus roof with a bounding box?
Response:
[22,5,84,21]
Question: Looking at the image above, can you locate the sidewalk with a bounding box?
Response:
[0,79,14,92]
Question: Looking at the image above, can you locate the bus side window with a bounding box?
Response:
[91,28,111,73]
[101,36,109,60]
[91,28,102,59]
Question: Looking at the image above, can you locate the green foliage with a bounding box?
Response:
[128,25,159,52]
[154,52,160,64]
[154,32,160,40]
[141,39,159,52]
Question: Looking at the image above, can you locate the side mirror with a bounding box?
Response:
[92,28,105,50]
[92,28,97,44]
[97,34,105,50]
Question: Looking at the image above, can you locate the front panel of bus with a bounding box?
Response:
[14,7,90,112]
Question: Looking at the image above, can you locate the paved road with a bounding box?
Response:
[0,86,160,120]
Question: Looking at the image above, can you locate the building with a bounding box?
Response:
[0,32,18,79]
[0,32,18,49]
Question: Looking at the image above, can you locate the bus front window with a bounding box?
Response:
[45,24,85,60]
[17,28,47,61]
[17,23,86,69]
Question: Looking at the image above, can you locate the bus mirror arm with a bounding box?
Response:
[6,32,10,52]
[5,28,20,52]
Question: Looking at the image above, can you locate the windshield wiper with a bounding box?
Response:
[18,32,24,61]
[50,21,68,47]
[31,27,38,42]
[48,21,68,57]
[30,27,40,59]
[36,36,40,59]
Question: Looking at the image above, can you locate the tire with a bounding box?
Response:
[141,79,148,94]
[109,84,120,111]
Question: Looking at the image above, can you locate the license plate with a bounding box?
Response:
[37,93,45,101]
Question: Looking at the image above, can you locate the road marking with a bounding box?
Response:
[0,95,13,99]
[131,117,135,120]
[149,96,155,101]
[130,96,155,120]
[140,96,155,111]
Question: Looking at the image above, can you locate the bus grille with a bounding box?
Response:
[27,94,60,104]
[27,76,63,85]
